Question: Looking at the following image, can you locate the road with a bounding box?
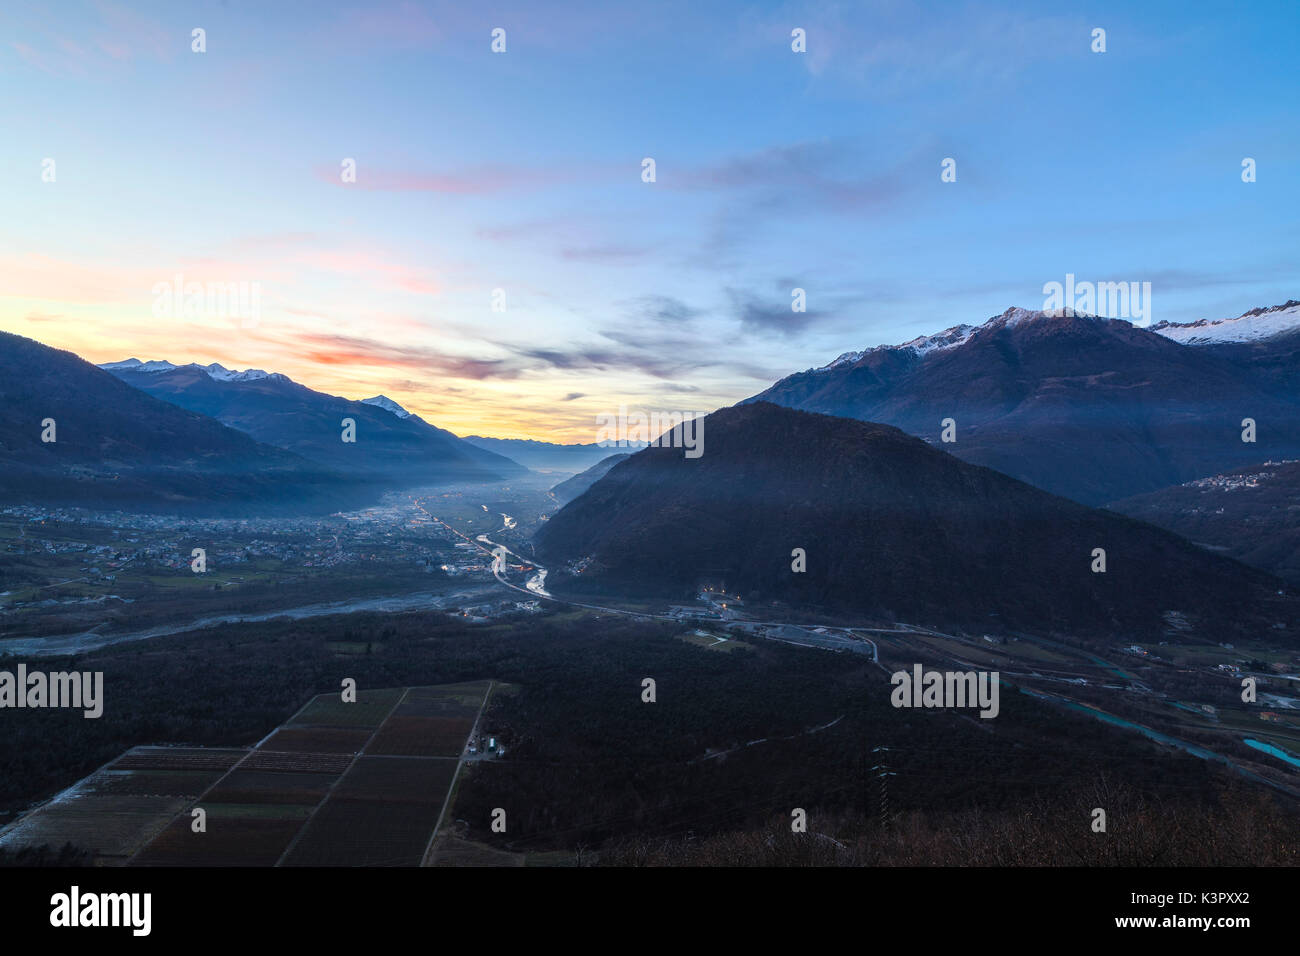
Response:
[417,495,884,660]
[421,679,496,866]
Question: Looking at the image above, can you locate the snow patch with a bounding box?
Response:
[360,395,412,419]
[97,358,178,373]
[99,359,281,382]
[1151,300,1300,345]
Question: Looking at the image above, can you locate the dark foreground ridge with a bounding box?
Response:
[535,402,1294,639]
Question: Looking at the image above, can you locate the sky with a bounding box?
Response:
[1,0,1296,441]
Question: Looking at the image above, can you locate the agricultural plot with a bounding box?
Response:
[0,746,243,863]
[110,746,248,773]
[80,769,227,798]
[286,688,405,729]
[279,795,441,867]
[331,756,457,805]
[368,716,474,757]
[258,727,373,755]
[281,757,457,867]
[2,682,490,867]
[203,769,339,806]
[132,803,314,867]
[240,750,354,774]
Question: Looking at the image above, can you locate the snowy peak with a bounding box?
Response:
[1151,300,1300,346]
[816,321,979,371]
[98,358,179,373]
[985,305,1069,327]
[898,322,979,355]
[98,359,283,383]
[815,307,1070,372]
[815,299,1300,375]
[200,362,276,382]
[360,394,411,419]
[819,349,868,371]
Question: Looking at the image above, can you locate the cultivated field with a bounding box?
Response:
[0,682,492,867]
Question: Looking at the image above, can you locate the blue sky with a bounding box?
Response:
[1,0,1296,439]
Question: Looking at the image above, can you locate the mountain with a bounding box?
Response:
[1111,459,1300,583]
[1151,300,1300,346]
[747,305,1300,505]
[534,403,1290,638]
[360,394,411,419]
[103,360,524,486]
[1153,301,1300,396]
[550,453,632,503]
[0,332,368,515]
[462,436,646,474]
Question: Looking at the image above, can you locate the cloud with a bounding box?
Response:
[476,218,570,242]
[282,331,519,380]
[501,340,714,380]
[322,1,441,50]
[727,285,832,336]
[673,139,937,262]
[292,249,442,296]
[735,4,1087,98]
[314,163,590,195]
[622,294,703,324]
[559,242,656,263]
[560,392,585,401]
[91,0,173,62]
[10,41,58,74]
[583,327,778,381]
[675,140,902,208]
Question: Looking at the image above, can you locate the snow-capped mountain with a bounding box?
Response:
[1151,300,1300,345]
[97,358,281,383]
[2,332,367,515]
[749,303,1300,505]
[818,322,979,371]
[360,394,412,419]
[98,358,180,373]
[102,358,526,484]
[202,363,280,383]
[809,300,1300,374]
[812,307,1119,372]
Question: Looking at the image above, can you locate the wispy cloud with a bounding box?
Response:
[727,286,829,337]
[292,248,442,296]
[621,294,703,324]
[313,163,600,195]
[281,331,519,380]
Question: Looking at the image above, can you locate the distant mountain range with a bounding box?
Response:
[102,358,524,486]
[1150,300,1300,346]
[1157,301,1300,397]
[747,302,1300,505]
[550,453,632,503]
[462,435,647,473]
[1112,458,1300,583]
[535,403,1290,638]
[0,333,367,515]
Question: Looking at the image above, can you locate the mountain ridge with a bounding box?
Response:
[1,331,371,515]
[747,303,1300,505]
[104,360,524,486]
[534,402,1291,640]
